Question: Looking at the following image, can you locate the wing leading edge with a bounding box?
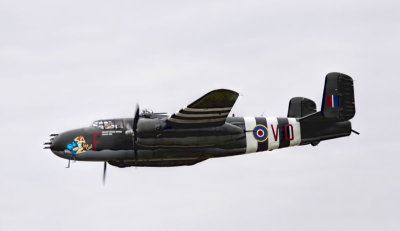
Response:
[167,89,239,127]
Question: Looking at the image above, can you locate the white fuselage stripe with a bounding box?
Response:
[244,117,257,153]
[288,118,301,146]
[266,117,279,150]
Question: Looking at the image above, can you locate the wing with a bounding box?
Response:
[167,89,239,127]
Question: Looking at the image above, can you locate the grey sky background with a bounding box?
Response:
[1,0,399,230]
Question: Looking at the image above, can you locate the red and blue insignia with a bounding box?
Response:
[327,95,340,108]
[252,124,269,142]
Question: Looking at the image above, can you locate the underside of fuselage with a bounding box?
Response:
[107,158,208,167]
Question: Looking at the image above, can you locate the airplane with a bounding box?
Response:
[45,72,358,183]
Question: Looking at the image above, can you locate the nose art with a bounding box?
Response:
[43,134,59,150]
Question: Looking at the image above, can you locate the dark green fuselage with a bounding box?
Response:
[50,115,351,167]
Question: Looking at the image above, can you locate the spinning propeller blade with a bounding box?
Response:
[102,161,107,185]
[133,104,140,164]
[133,103,140,131]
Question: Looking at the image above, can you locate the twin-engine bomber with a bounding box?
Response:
[45,72,358,182]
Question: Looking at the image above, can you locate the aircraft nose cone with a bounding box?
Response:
[49,133,71,159]
[50,134,63,151]
[46,127,96,160]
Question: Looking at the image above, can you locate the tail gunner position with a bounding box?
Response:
[45,72,358,177]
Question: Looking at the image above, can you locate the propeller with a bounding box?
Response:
[102,104,141,185]
[102,161,107,185]
[124,104,141,166]
[133,104,140,164]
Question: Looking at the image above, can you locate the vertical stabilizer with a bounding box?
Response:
[321,72,355,121]
[287,97,317,118]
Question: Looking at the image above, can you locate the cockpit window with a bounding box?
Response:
[92,120,124,130]
[103,120,114,130]
[115,120,124,129]
[92,120,104,129]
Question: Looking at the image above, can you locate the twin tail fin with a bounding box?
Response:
[321,72,355,122]
[289,72,355,122]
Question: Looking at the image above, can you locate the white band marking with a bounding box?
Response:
[244,117,257,154]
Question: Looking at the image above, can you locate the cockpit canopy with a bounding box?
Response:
[92,120,124,130]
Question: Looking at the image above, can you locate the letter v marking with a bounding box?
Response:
[271,124,279,141]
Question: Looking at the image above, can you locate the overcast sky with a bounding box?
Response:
[1,0,400,230]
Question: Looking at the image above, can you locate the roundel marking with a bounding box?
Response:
[252,124,269,142]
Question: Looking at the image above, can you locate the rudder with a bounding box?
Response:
[322,72,355,121]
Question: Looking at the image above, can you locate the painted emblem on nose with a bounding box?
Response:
[253,124,269,142]
[67,136,93,154]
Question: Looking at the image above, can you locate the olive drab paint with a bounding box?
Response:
[46,72,357,168]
